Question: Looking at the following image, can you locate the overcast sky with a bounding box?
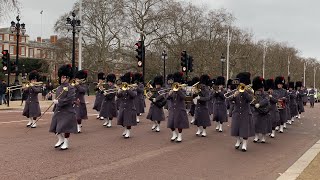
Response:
[1,0,319,60]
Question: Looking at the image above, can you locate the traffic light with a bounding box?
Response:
[2,50,9,71]
[188,55,193,72]
[10,61,16,73]
[181,51,187,72]
[135,41,144,67]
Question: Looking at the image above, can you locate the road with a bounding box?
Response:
[0,96,319,180]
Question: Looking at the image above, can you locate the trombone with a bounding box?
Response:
[71,79,86,86]
[120,82,138,91]
[158,83,187,96]
[23,81,43,88]
[224,83,253,98]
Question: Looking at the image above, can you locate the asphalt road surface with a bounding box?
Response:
[0,96,319,180]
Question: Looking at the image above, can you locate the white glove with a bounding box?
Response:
[152,98,156,102]
[196,95,200,100]
[255,104,260,108]
[118,89,122,94]
[103,92,108,96]
[193,98,198,105]
[53,99,59,104]
[269,95,272,98]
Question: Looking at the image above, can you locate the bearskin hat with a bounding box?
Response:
[173,72,183,83]
[227,79,233,87]
[58,64,73,79]
[288,82,295,89]
[98,72,105,80]
[153,75,164,86]
[106,74,116,83]
[216,76,225,86]
[264,79,275,90]
[191,76,200,86]
[167,74,174,81]
[121,72,132,83]
[295,81,303,89]
[75,70,88,79]
[236,72,251,85]
[200,74,210,86]
[252,76,264,91]
[132,72,143,83]
[28,70,39,81]
[275,76,285,85]
[283,84,288,90]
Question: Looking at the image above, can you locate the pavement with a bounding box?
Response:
[0,96,320,180]
[297,151,320,180]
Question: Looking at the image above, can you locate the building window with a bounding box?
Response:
[0,45,2,52]
[21,37,26,43]
[29,48,34,58]
[10,35,14,42]
[21,46,25,56]
[0,35,3,41]
[10,46,14,54]
[37,49,41,58]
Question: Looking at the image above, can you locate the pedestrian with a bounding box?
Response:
[193,74,211,137]
[228,72,254,152]
[41,84,48,100]
[49,64,77,150]
[167,72,189,142]
[274,76,287,133]
[146,75,166,132]
[265,79,280,138]
[295,82,304,119]
[22,70,41,128]
[251,76,271,143]
[213,76,228,132]
[117,72,137,138]
[100,73,118,128]
[93,72,105,119]
[132,73,145,123]
[1,80,7,104]
[74,70,88,133]
[309,87,315,108]
[0,80,3,105]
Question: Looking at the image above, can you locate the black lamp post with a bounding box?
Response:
[162,50,167,84]
[66,12,82,77]
[220,54,226,77]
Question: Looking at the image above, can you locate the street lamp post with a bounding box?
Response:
[304,61,307,87]
[226,29,231,81]
[314,67,317,89]
[161,50,167,84]
[262,44,267,79]
[220,54,226,77]
[66,12,82,77]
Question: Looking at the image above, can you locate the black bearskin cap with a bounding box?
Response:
[216,76,225,86]
[252,76,264,91]
[75,70,88,79]
[236,72,251,85]
[173,72,183,83]
[289,82,295,89]
[275,76,285,85]
[98,72,105,80]
[167,74,174,81]
[132,72,143,83]
[28,70,39,81]
[191,76,200,86]
[106,74,116,83]
[58,64,73,79]
[295,81,302,89]
[265,79,275,90]
[121,72,132,83]
[208,78,215,87]
[227,79,233,86]
[200,74,210,86]
[153,75,164,86]
[283,84,288,90]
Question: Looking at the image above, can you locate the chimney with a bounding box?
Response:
[50,35,58,44]
[37,37,42,42]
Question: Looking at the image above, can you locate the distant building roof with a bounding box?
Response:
[0,27,30,37]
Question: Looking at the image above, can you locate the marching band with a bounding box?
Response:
[22,64,314,152]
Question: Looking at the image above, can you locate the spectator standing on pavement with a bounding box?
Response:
[0,80,4,105]
[1,80,7,105]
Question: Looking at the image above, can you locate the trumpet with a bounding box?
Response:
[224,84,253,98]
[23,81,43,87]
[121,82,138,91]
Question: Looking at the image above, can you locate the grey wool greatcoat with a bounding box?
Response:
[252,91,272,134]
[167,89,189,129]
[117,89,138,127]
[289,90,298,118]
[99,84,118,119]
[229,91,255,138]
[93,87,104,112]
[22,86,41,118]
[213,90,228,123]
[194,85,211,127]
[274,88,288,124]
[296,90,305,113]
[74,84,88,120]
[302,89,308,104]
[208,91,214,115]
[268,91,280,129]
[49,83,77,134]
[309,89,315,104]
[164,84,172,110]
[147,88,166,122]
[134,83,145,114]
[286,93,291,120]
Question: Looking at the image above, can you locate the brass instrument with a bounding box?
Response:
[224,89,238,98]
[223,84,253,98]
[277,99,286,109]
[102,87,119,95]
[23,81,43,88]
[191,82,201,94]
[158,83,187,96]
[6,84,23,92]
[121,82,138,91]
[71,78,86,86]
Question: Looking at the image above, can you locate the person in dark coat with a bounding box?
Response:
[22,70,41,128]
[208,79,215,118]
[189,76,200,124]
[302,86,308,106]
[227,79,238,118]
[164,74,174,111]
[213,76,228,132]
[93,72,105,119]
[228,72,254,152]
[193,74,211,137]
[167,72,189,142]
[295,81,304,119]
[132,73,145,123]
[147,75,166,132]
[100,74,118,127]
[0,80,7,105]
[117,72,137,138]
[309,87,316,108]
[274,76,287,133]
[226,79,233,113]
[287,82,298,125]
[284,84,290,129]
[49,64,77,150]
[265,79,280,138]
[251,76,271,143]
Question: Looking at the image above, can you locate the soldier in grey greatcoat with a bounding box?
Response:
[93,72,105,119]
[208,79,215,118]
[265,79,280,138]
[213,76,228,132]
[147,76,166,132]
[74,70,88,133]
[22,70,41,128]
[228,72,254,152]
[295,81,304,119]
[164,74,174,111]
[309,88,316,108]
[167,72,189,142]
[287,82,298,124]
[117,72,137,138]
[274,76,287,133]
[284,84,290,129]
[188,77,199,124]
[193,75,211,137]
[49,64,77,150]
[302,86,308,106]
[251,76,271,143]
[100,74,118,128]
[132,73,145,123]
